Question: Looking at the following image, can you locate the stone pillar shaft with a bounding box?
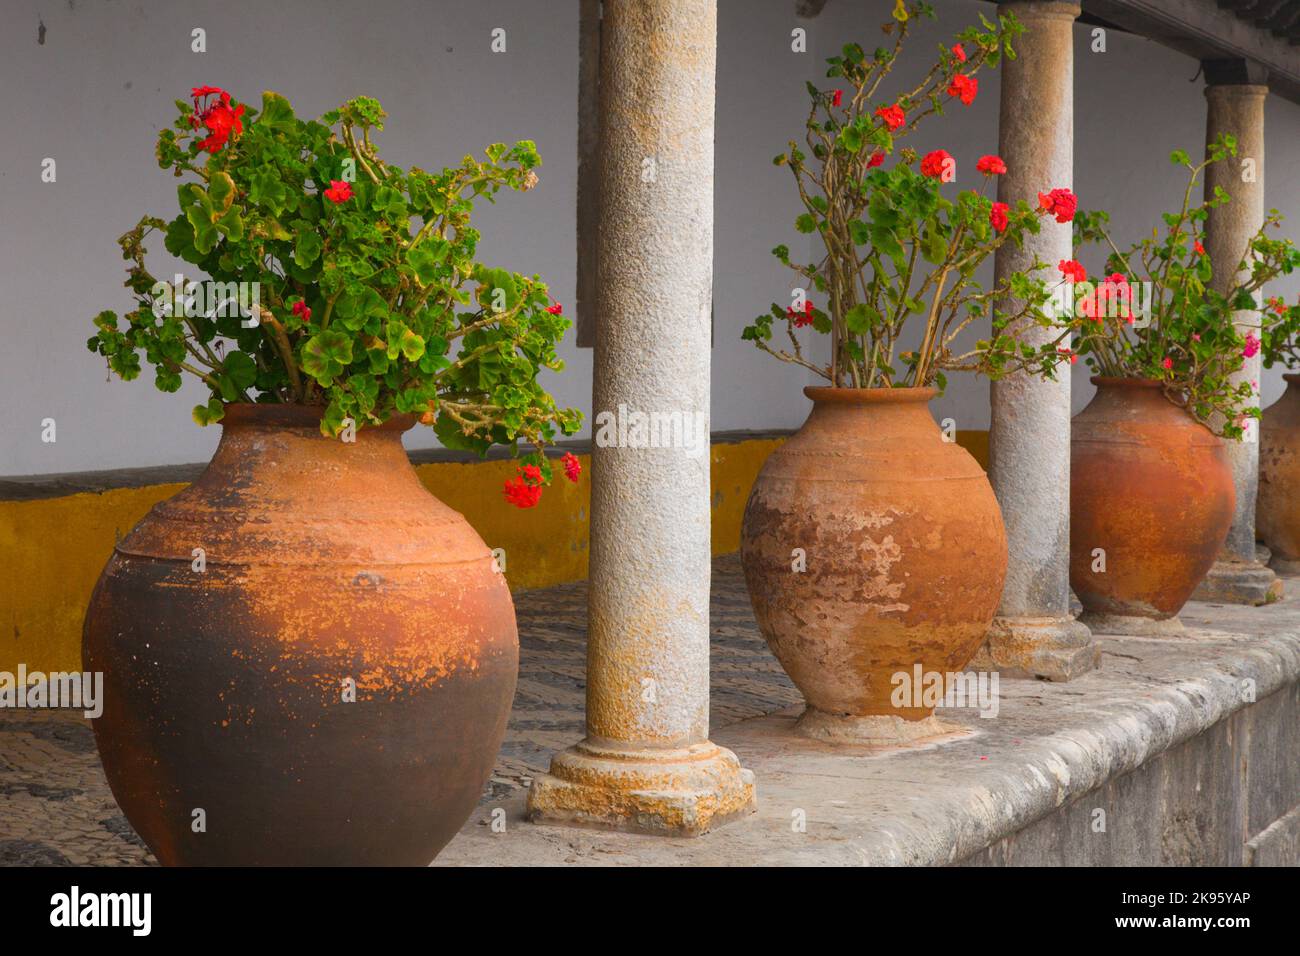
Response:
[977,2,1097,680]
[526,0,755,836]
[1192,81,1282,605]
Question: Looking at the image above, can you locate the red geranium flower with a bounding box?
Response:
[867,151,885,168]
[1162,357,1174,370]
[324,180,353,204]
[546,302,563,315]
[1058,259,1087,283]
[920,149,952,179]
[787,299,815,328]
[874,104,906,131]
[1037,188,1078,223]
[291,300,312,323]
[947,74,978,106]
[952,44,967,63]
[189,86,244,153]
[561,452,582,483]
[1193,239,1205,256]
[1244,331,1261,359]
[503,464,544,508]
[1057,345,1078,365]
[990,201,1009,234]
[831,89,843,107]
[976,155,1007,176]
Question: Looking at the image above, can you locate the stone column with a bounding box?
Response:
[1191,66,1281,605]
[526,0,755,836]
[975,2,1098,680]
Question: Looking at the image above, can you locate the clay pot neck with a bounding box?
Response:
[801,386,941,439]
[1085,377,1209,429]
[198,403,420,499]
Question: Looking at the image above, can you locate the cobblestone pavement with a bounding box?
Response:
[0,553,798,866]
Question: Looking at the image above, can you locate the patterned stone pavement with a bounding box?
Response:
[0,553,798,866]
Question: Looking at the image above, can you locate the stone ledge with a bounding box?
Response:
[436,581,1300,866]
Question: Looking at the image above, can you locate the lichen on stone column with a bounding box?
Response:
[526,0,755,836]
[974,1,1098,681]
[1191,78,1282,606]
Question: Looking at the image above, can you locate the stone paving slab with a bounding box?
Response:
[0,554,799,866]
[436,571,1300,865]
[4,555,1297,866]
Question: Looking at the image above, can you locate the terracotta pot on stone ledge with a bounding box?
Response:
[83,404,518,865]
[1258,373,1300,572]
[740,387,1007,744]
[1070,377,1235,635]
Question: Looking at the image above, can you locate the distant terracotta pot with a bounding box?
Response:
[1070,378,1234,632]
[84,404,518,865]
[1258,374,1300,571]
[740,387,1007,731]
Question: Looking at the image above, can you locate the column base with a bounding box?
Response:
[1078,611,1185,637]
[794,709,969,747]
[525,739,756,837]
[1191,558,1283,606]
[971,614,1100,681]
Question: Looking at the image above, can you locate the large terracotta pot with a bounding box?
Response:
[83,404,518,865]
[740,387,1007,733]
[1070,377,1235,632]
[1258,373,1300,571]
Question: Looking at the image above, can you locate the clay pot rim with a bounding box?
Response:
[1284,373,1300,385]
[804,386,938,404]
[221,402,417,432]
[1089,376,1164,389]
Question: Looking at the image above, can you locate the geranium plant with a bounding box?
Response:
[742,2,1077,390]
[88,86,581,504]
[1064,134,1300,438]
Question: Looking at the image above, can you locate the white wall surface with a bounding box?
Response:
[2,0,1298,475]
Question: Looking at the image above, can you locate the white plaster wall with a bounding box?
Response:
[2,0,1299,474]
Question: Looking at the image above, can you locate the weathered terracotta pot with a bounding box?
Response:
[1258,373,1300,571]
[740,387,1007,731]
[1070,378,1235,632]
[83,404,518,865]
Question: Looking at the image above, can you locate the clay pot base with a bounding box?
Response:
[1078,611,1185,637]
[1270,556,1300,575]
[794,709,973,749]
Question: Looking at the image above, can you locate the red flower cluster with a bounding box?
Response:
[875,104,906,131]
[1058,259,1087,283]
[947,74,978,106]
[503,464,543,509]
[989,201,1009,234]
[291,300,311,323]
[1079,273,1133,323]
[831,89,843,107]
[1037,188,1077,223]
[189,86,244,153]
[951,44,967,63]
[1193,239,1206,256]
[1056,345,1078,365]
[1244,331,1261,359]
[788,299,814,328]
[867,150,885,168]
[324,180,353,204]
[561,452,582,483]
[920,149,951,180]
[976,154,1007,176]
[546,302,564,315]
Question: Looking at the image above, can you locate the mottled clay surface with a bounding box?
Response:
[82,405,518,865]
[1259,375,1300,563]
[1071,379,1235,622]
[740,388,1008,720]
